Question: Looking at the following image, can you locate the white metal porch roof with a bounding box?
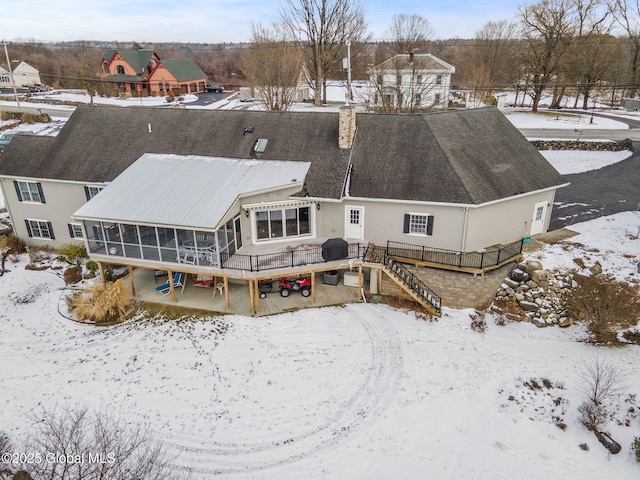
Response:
[72,153,311,230]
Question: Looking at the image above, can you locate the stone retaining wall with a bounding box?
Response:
[379,262,517,309]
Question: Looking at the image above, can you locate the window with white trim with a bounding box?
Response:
[255,206,311,241]
[68,223,84,239]
[403,213,434,236]
[25,219,55,240]
[535,206,544,221]
[84,185,103,200]
[14,180,45,203]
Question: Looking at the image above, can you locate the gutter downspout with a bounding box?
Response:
[460,206,469,252]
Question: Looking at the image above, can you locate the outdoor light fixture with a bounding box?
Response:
[245,209,249,217]
[317,203,321,211]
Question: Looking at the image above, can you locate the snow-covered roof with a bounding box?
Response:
[72,153,310,230]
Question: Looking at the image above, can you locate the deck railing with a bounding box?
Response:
[386,239,523,270]
[216,239,522,273]
[219,242,362,272]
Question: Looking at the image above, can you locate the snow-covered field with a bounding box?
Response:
[1,212,639,479]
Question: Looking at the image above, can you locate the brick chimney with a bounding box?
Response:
[339,103,356,149]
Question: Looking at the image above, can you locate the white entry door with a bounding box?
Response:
[530,201,547,236]
[345,206,364,240]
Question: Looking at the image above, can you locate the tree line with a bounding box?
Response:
[4,0,640,112]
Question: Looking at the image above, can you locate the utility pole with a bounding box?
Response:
[3,41,21,111]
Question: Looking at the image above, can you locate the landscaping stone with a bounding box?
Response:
[63,266,82,285]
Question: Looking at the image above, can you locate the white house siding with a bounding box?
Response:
[317,199,466,251]
[1,179,92,248]
[464,190,557,251]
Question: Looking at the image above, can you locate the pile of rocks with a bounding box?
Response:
[494,259,576,328]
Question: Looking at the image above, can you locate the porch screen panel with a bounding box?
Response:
[158,227,178,263]
[84,220,105,254]
[139,225,158,246]
[104,223,122,257]
[224,219,236,256]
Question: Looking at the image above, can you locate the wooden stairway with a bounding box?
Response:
[380,256,442,316]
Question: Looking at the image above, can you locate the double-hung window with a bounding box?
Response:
[14,180,45,203]
[84,185,103,200]
[403,213,434,236]
[25,219,55,240]
[68,223,84,239]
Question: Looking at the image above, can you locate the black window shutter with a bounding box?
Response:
[68,224,74,238]
[14,181,23,201]
[24,220,33,237]
[84,186,91,201]
[403,214,410,233]
[48,222,55,240]
[37,183,46,204]
[426,215,434,235]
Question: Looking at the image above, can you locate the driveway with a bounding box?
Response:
[549,141,640,231]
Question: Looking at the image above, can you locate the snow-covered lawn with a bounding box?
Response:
[1,212,640,479]
[504,111,629,130]
[540,150,633,175]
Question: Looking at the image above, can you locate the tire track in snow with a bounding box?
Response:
[165,304,403,477]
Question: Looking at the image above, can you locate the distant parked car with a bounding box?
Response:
[0,133,16,147]
[27,83,50,92]
[205,84,225,93]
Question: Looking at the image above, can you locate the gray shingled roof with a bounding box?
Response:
[0,106,350,199]
[0,106,565,205]
[348,108,565,204]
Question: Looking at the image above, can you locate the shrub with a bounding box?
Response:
[70,279,131,324]
[57,242,87,264]
[579,443,589,451]
[632,436,640,462]
[578,400,609,431]
[3,234,26,255]
[565,274,640,343]
[470,310,488,333]
[20,113,38,124]
[85,260,99,275]
[28,245,55,264]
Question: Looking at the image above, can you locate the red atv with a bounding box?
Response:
[279,276,312,297]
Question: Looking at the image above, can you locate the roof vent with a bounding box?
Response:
[254,138,268,153]
[243,127,254,135]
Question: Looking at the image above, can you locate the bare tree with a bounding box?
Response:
[456,19,518,104]
[559,0,614,108]
[610,0,640,96]
[577,356,626,431]
[280,0,369,106]
[518,0,577,111]
[579,356,626,405]
[19,404,177,480]
[242,23,305,111]
[386,13,433,54]
[0,432,13,479]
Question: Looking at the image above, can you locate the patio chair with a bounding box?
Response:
[177,245,196,264]
[155,272,186,296]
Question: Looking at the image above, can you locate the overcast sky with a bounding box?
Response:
[1,0,523,44]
